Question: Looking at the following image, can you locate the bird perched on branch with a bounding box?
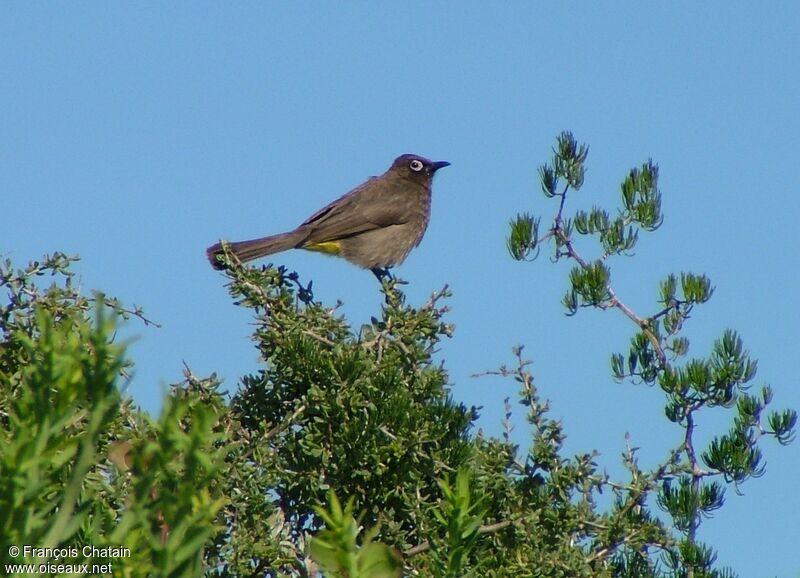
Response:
[206,154,450,279]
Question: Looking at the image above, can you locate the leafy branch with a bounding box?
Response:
[507,132,797,577]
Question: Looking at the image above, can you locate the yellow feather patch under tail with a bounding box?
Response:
[304,240,342,255]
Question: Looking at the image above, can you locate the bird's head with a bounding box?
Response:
[390,154,450,181]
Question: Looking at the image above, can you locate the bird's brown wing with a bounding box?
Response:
[299,178,411,242]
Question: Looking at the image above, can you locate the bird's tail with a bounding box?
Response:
[206,228,307,270]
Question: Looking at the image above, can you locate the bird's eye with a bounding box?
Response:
[409,159,424,172]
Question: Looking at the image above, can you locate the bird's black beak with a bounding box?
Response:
[430,160,451,173]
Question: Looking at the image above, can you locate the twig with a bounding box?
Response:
[302,329,335,347]
[264,404,308,442]
[403,519,514,558]
[553,221,668,367]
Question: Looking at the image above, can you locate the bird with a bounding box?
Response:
[206,154,450,279]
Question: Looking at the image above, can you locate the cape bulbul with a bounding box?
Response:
[206,154,449,277]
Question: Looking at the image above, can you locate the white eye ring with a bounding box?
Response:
[409,159,424,172]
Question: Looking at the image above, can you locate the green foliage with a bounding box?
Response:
[310,492,403,578]
[108,379,228,577]
[429,468,488,577]
[0,255,226,577]
[507,132,796,577]
[200,257,654,576]
[205,261,479,575]
[506,213,540,261]
[0,305,123,559]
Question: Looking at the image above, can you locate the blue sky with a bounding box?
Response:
[3,3,799,576]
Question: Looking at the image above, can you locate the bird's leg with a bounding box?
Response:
[373,267,398,305]
[371,267,393,282]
